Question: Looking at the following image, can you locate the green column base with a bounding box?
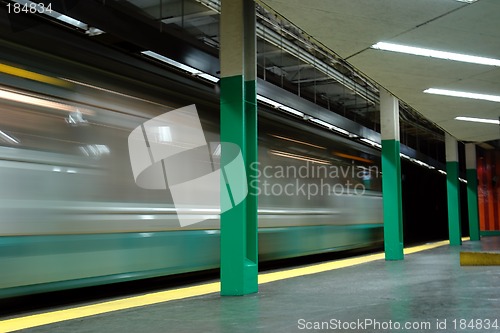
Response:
[220,259,258,296]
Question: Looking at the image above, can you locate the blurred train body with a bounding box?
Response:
[0,38,382,298]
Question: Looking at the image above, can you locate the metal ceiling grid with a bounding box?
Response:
[122,0,447,151]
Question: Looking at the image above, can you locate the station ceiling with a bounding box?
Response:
[121,0,499,146]
[121,0,445,151]
[56,0,498,148]
[260,0,500,143]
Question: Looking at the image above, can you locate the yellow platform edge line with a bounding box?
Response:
[460,251,500,266]
[0,239,456,332]
[0,283,221,333]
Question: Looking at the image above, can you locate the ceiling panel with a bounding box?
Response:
[262,0,463,57]
[262,0,500,142]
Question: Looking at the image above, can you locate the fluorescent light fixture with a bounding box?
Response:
[438,170,447,175]
[331,125,350,136]
[196,73,220,83]
[424,88,500,103]
[310,118,351,136]
[278,105,304,117]
[359,138,382,149]
[400,153,411,160]
[53,14,87,29]
[455,116,500,125]
[310,118,332,129]
[459,178,468,183]
[141,51,219,83]
[12,0,104,35]
[256,95,282,108]
[411,158,435,169]
[256,95,354,136]
[53,14,104,35]
[256,95,305,117]
[372,42,500,67]
[142,51,199,74]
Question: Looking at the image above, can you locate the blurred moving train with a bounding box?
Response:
[0,33,383,298]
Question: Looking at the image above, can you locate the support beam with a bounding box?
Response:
[380,89,404,260]
[219,0,258,296]
[465,143,480,241]
[445,134,462,246]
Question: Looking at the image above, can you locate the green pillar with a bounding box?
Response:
[465,143,480,241]
[445,133,462,246]
[380,89,404,260]
[220,0,258,296]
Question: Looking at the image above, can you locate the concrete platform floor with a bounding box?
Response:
[3,237,500,333]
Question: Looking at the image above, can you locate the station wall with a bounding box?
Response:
[478,150,500,232]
